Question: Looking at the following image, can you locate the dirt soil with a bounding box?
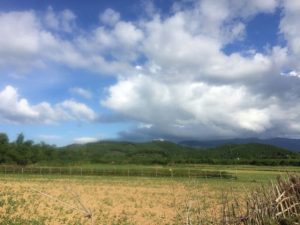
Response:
[0,176,244,225]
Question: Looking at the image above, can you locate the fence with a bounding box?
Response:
[0,166,236,179]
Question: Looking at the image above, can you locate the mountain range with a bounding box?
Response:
[179,138,300,152]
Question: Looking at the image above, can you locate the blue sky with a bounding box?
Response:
[1,0,300,146]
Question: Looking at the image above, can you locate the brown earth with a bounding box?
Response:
[0,176,246,225]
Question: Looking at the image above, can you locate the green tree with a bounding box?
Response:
[16,133,25,145]
[0,133,10,163]
[0,133,9,145]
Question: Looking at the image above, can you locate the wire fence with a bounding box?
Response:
[0,166,236,179]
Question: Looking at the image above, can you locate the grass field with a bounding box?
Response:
[0,165,299,225]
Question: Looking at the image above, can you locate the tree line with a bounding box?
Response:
[0,132,299,166]
[0,133,56,165]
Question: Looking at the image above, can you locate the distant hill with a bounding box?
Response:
[179,138,300,152]
[60,140,193,164]
[59,141,300,166]
[1,132,298,166]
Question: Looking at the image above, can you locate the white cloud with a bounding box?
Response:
[280,0,300,74]
[142,12,273,83]
[76,20,143,64]
[0,1,281,77]
[0,11,43,70]
[114,21,144,47]
[239,0,279,15]
[108,76,300,140]
[141,0,157,17]
[44,7,76,32]
[96,1,300,140]
[0,85,39,123]
[103,76,277,138]
[0,10,136,76]
[236,109,271,132]
[58,100,97,121]
[60,9,76,32]
[280,70,300,78]
[100,8,120,26]
[2,1,300,141]
[74,137,99,144]
[0,85,97,124]
[70,87,92,99]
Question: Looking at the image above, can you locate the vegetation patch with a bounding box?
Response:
[1,133,299,166]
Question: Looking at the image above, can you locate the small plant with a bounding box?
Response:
[30,186,94,225]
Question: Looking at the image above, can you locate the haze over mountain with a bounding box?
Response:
[180,138,300,152]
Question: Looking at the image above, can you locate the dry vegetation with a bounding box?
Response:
[221,175,300,225]
[0,175,246,225]
[0,169,299,225]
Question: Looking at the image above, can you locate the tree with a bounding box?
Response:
[16,133,24,146]
[0,133,9,145]
[0,133,10,163]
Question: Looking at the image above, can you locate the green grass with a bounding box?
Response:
[0,164,235,179]
[1,164,299,184]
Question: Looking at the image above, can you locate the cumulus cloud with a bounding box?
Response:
[0,11,45,70]
[103,75,278,139]
[44,7,76,32]
[2,1,300,140]
[100,8,120,26]
[142,12,272,83]
[58,100,96,121]
[101,0,300,140]
[0,9,136,75]
[0,85,39,123]
[0,85,97,124]
[280,0,300,73]
[281,70,300,78]
[76,19,144,64]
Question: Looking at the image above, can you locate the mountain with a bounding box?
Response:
[1,132,299,166]
[60,140,193,164]
[179,138,300,152]
[59,141,300,165]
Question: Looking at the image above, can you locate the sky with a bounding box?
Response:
[1,0,300,146]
